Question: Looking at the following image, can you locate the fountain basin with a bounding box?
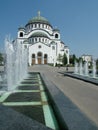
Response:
[64,72,98,85]
[0,72,60,130]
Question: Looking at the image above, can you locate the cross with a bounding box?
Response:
[38,11,40,17]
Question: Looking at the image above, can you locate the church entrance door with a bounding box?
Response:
[37,52,42,64]
[44,59,47,64]
[38,58,41,64]
[44,54,48,64]
[32,59,35,64]
[32,54,35,65]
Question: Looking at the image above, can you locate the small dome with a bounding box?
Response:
[53,28,60,32]
[50,41,56,45]
[61,41,65,44]
[18,26,25,31]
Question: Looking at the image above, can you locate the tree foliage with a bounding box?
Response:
[96,59,98,69]
[62,53,67,65]
[69,54,77,65]
[57,53,63,64]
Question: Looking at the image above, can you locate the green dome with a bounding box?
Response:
[28,16,50,24]
[27,12,51,25]
[29,32,49,38]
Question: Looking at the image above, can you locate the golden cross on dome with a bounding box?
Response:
[38,11,41,17]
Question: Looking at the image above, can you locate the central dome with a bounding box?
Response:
[28,11,51,25]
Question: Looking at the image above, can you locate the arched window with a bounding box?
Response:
[52,46,55,50]
[45,39,47,42]
[42,24,44,28]
[42,38,44,42]
[38,52,42,57]
[35,38,37,42]
[32,54,35,58]
[44,54,47,58]
[24,45,27,49]
[32,38,34,43]
[55,34,58,38]
[39,38,41,42]
[20,32,23,37]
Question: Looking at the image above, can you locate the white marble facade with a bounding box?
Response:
[16,12,69,66]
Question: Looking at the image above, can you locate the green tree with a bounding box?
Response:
[62,53,67,66]
[96,59,98,70]
[57,53,63,64]
[69,54,77,65]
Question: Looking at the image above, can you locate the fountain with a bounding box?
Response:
[84,61,89,76]
[66,59,98,85]
[64,59,98,85]
[79,60,83,75]
[0,36,28,91]
[0,37,61,130]
[0,75,2,82]
[74,61,78,74]
[92,60,96,78]
[74,60,97,78]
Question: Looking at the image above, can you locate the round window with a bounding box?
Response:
[38,45,41,49]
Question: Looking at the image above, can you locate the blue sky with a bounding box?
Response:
[0,0,98,58]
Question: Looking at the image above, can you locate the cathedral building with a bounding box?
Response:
[16,12,69,66]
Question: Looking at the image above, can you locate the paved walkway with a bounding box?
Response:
[28,65,98,127]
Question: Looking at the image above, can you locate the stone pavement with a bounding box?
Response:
[28,65,98,128]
